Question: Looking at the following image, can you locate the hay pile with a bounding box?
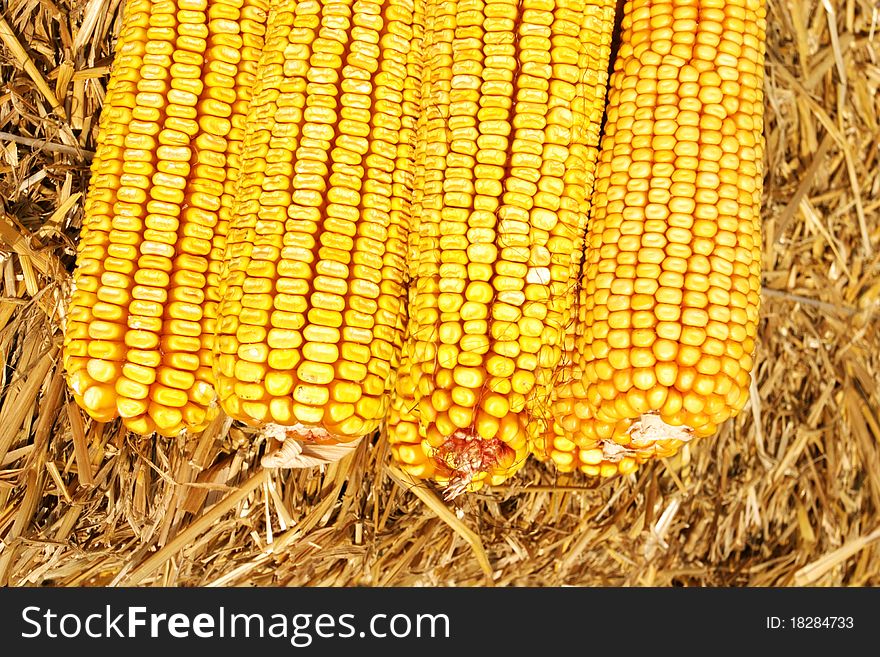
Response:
[0,0,878,586]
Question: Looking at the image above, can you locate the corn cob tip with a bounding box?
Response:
[260,423,363,469]
[627,412,694,448]
[593,412,694,469]
[433,431,516,501]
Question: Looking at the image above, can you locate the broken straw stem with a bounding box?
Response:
[0,16,67,120]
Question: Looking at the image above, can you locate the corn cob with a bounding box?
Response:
[396,0,617,495]
[526,0,614,464]
[554,0,767,474]
[213,0,424,446]
[64,0,270,436]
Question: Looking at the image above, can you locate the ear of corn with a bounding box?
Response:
[64,0,270,436]
[213,0,424,443]
[554,0,767,474]
[526,0,615,463]
[395,0,617,495]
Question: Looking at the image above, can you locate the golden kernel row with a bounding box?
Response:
[553,0,766,473]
